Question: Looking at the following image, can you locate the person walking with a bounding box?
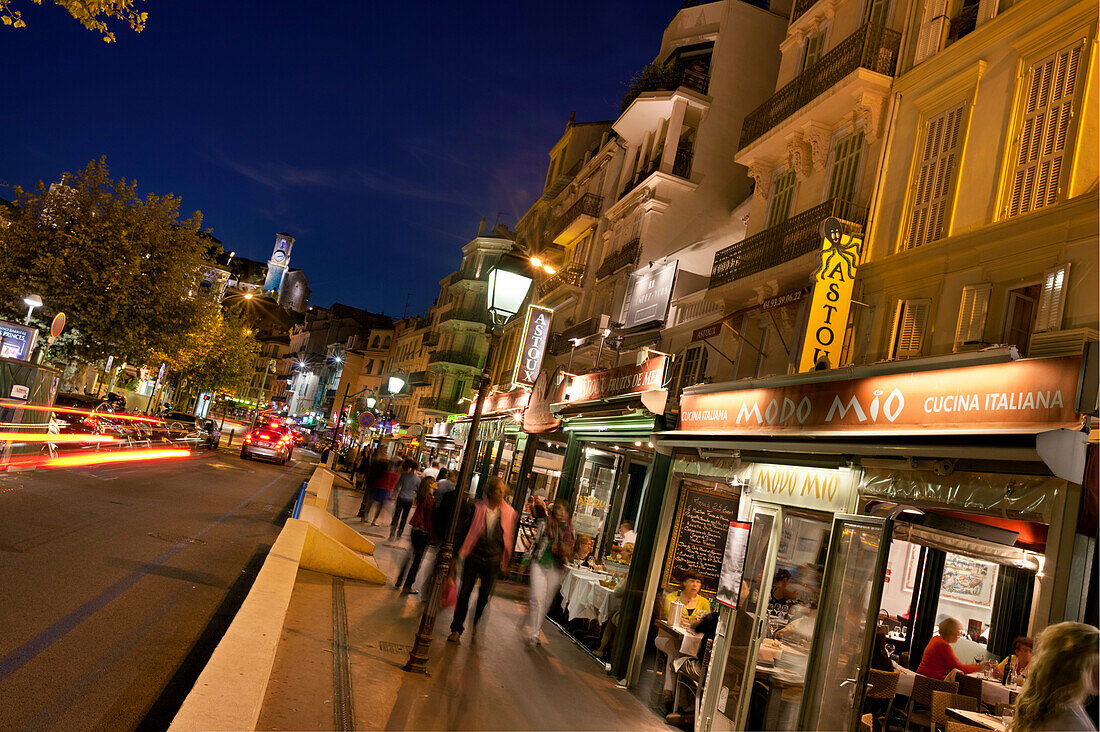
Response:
[395,475,436,595]
[434,468,456,499]
[447,477,516,643]
[358,449,393,525]
[423,460,440,480]
[525,498,574,646]
[390,459,420,540]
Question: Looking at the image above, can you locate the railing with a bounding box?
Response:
[419,395,463,413]
[445,268,479,287]
[428,349,484,368]
[709,198,868,288]
[671,298,722,327]
[947,4,979,43]
[791,0,819,24]
[549,192,603,242]
[673,146,694,179]
[596,237,641,280]
[441,306,490,326]
[407,370,431,386]
[422,332,439,347]
[620,158,660,199]
[622,67,711,110]
[738,24,901,150]
[538,263,587,296]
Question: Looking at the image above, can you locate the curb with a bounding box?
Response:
[168,466,385,732]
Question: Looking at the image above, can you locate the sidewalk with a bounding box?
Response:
[256,481,671,731]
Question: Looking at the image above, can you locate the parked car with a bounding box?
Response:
[240,424,294,464]
[159,410,221,450]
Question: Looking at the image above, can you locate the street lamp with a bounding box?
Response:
[23,294,42,324]
[365,394,378,409]
[387,370,407,395]
[405,250,534,674]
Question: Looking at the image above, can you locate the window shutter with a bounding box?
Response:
[802,32,826,71]
[914,0,948,63]
[976,0,997,26]
[767,169,797,227]
[1034,263,1070,332]
[953,283,992,349]
[1008,42,1082,217]
[904,104,965,251]
[890,299,931,358]
[867,0,890,27]
[827,131,865,202]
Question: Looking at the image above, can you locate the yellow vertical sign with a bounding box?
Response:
[798,217,863,372]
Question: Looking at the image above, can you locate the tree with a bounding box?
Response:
[153,309,258,400]
[0,157,215,366]
[1,0,146,42]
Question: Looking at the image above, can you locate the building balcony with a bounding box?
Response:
[419,395,463,414]
[615,70,710,148]
[737,24,901,151]
[620,143,695,200]
[440,307,490,327]
[596,237,641,280]
[709,198,868,289]
[445,268,481,288]
[621,66,710,112]
[422,332,439,347]
[669,297,723,328]
[550,193,603,245]
[538,263,586,297]
[427,349,484,369]
[407,370,431,387]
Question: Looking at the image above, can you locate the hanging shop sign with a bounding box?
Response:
[0,321,38,361]
[451,416,508,446]
[513,305,553,386]
[748,462,858,513]
[620,260,678,329]
[471,388,529,416]
[523,366,564,434]
[798,218,863,372]
[561,355,668,406]
[679,355,1084,435]
[690,288,804,343]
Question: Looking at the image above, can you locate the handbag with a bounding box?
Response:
[440,576,457,609]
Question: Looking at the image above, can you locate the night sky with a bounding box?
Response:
[2,1,678,317]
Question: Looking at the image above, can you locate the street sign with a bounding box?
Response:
[358,411,376,428]
[50,312,66,339]
[105,355,114,372]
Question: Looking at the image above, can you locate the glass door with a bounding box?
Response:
[712,509,778,730]
[798,515,892,731]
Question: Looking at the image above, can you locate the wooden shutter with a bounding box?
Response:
[802,32,826,71]
[867,0,891,26]
[827,131,865,203]
[904,104,965,250]
[914,0,948,63]
[890,299,931,358]
[767,169,797,227]
[1034,263,1070,332]
[1007,42,1083,217]
[976,0,997,26]
[953,283,992,349]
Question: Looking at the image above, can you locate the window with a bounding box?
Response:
[1034,263,1070,332]
[1004,284,1040,353]
[827,131,865,202]
[914,0,948,63]
[365,360,373,375]
[904,104,966,250]
[371,335,380,348]
[889,299,931,358]
[1007,43,1083,217]
[801,32,826,71]
[675,345,709,393]
[953,283,991,350]
[767,169,797,228]
[866,0,890,26]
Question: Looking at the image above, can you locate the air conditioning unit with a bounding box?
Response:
[1027,328,1099,358]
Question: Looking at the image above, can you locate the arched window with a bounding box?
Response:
[371,335,381,348]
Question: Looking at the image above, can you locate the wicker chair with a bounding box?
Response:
[862,713,875,732]
[904,675,958,732]
[932,691,977,732]
[945,721,987,732]
[866,668,901,729]
[955,673,984,706]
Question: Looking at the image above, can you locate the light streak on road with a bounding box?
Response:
[41,449,191,469]
[0,433,119,443]
[5,403,167,424]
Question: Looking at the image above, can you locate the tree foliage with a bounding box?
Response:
[1,0,146,42]
[153,309,258,395]
[0,157,214,365]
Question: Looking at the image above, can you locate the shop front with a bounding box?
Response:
[451,387,528,497]
[653,352,1090,731]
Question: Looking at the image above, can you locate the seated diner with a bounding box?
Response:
[653,571,712,704]
[996,635,1033,680]
[916,617,990,680]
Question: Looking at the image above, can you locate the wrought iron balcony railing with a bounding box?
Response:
[422,332,439,347]
[419,395,463,413]
[596,237,641,280]
[709,198,868,289]
[738,24,901,150]
[441,306,490,326]
[673,146,694,179]
[538,263,586,297]
[621,66,711,111]
[427,349,484,368]
[791,0,819,24]
[549,192,603,243]
[407,370,431,387]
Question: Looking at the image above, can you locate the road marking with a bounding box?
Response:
[0,461,303,683]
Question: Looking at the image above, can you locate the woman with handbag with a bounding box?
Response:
[395,475,436,595]
[525,498,575,647]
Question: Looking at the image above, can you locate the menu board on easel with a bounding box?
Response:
[663,484,740,595]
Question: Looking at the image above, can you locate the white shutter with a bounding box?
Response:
[904,104,965,250]
[914,0,949,63]
[767,169,797,227]
[976,0,997,26]
[1034,263,1070,332]
[1007,42,1083,217]
[953,283,992,349]
[890,299,931,358]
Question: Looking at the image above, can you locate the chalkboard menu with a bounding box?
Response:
[663,484,740,594]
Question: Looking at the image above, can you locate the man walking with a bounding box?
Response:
[447,477,515,643]
[389,459,420,540]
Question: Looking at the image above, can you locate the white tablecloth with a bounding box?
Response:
[559,568,617,623]
[657,620,703,657]
[893,666,1019,706]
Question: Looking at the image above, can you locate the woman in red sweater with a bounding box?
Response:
[916,617,989,679]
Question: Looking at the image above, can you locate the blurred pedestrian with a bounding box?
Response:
[395,475,436,595]
[525,498,574,646]
[228,428,235,447]
[423,459,440,480]
[1010,622,1098,732]
[353,447,371,491]
[435,468,456,498]
[358,449,393,525]
[390,459,420,540]
[448,477,515,644]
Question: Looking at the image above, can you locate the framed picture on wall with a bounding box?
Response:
[941,555,997,608]
[903,545,921,591]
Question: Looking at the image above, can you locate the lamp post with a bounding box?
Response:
[405,250,534,674]
[23,294,42,325]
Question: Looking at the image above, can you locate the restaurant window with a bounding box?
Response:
[903,103,966,251]
[889,298,931,359]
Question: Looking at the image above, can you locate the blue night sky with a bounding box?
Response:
[2,1,678,317]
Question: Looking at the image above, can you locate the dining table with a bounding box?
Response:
[946,708,1007,731]
[966,671,1022,707]
[656,619,703,657]
[558,567,619,623]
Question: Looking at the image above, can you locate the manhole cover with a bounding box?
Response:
[378,641,412,655]
[147,530,205,545]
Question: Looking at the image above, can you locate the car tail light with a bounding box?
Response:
[244,434,253,443]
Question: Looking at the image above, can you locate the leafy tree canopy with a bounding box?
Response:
[153,309,258,395]
[1,0,146,42]
[0,157,216,365]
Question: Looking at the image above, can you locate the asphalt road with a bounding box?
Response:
[0,444,316,732]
